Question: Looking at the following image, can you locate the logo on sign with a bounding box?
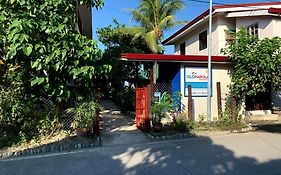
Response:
[186,72,208,81]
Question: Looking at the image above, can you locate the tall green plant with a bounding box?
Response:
[67,100,100,130]
[151,92,174,123]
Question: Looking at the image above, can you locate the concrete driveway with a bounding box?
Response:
[1,131,281,175]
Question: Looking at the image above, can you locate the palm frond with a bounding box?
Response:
[130,9,154,30]
[129,0,185,53]
[145,30,160,54]
[161,0,185,19]
[118,26,145,35]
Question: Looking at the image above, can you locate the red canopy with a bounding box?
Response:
[121,53,228,63]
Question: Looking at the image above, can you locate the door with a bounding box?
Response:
[135,87,150,132]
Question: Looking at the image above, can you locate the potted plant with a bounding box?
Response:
[67,100,100,137]
[150,92,173,132]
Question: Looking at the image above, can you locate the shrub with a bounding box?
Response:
[0,85,62,148]
[67,100,101,130]
[151,92,173,124]
[174,111,193,132]
[111,85,135,112]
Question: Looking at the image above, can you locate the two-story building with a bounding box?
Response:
[122,2,281,121]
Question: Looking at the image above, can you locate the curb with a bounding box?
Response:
[0,142,98,160]
[145,132,195,140]
[145,126,255,140]
[194,125,256,136]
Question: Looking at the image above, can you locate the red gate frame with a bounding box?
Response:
[135,86,150,132]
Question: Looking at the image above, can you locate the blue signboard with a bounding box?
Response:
[184,66,212,97]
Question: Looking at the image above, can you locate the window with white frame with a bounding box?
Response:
[247,23,258,37]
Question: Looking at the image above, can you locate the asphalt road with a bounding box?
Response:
[1,131,281,175]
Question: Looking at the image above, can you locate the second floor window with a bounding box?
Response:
[247,23,258,37]
[180,42,185,55]
[199,30,207,51]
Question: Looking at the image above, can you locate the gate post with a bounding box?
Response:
[145,85,151,132]
[188,85,193,120]
[217,82,222,118]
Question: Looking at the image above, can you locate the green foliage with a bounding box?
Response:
[35,108,61,136]
[222,28,281,100]
[0,83,61,148]
[198,113,207,123]
[130,0,186,53]
[97,21,151,80]
[111,85,136,112]
[0,0,106,148]
[0,0,108,102]
[151,92,174,124]
[67,99,100,130]
[174,111,193,132]
[172,91,182,112]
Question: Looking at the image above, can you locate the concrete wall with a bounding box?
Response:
[174,17,220,55]
[273,18,281,37]
[236,16,274,39]
[216,15,236,55]
[180,63,232,121]
[175,15,281,55]
[174,15,236,56]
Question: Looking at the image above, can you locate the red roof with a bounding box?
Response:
[268,7,281,15]
[121,53,228,63]
[162,2,281,45]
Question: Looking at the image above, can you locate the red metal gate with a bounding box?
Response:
[135,87,150,132]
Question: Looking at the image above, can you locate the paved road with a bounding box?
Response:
[1,131,281,175]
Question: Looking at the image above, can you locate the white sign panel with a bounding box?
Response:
[184,67,211,97]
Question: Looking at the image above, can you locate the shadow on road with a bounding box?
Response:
[1,133,281,175]
[254,123,281,133]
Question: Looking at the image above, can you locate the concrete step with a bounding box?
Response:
[244,114,280,123]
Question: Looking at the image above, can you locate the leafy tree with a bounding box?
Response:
[0,0,108,102]
[129,0,185,53]
[222,29,281,101]
[0,0,108,147]
[97,21,151,81]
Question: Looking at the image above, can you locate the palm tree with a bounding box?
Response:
[130,0,185,53]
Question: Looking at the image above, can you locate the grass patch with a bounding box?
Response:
[149,124,192,138]
[193,122,247,132]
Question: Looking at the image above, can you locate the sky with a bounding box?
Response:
[92,0,277,54]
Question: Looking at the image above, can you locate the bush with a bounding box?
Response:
[111,85,135,112]
[67,99,100,130]
[174,112,194,132]
[0,85,62,148]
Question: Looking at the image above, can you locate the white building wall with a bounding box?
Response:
[174,13,281,118]
[273,18,281,37]
[216,15,236,55]
[175,15,237,56]
[174,17,220,56]
[236,16,274,39]
[180,63,232,121]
